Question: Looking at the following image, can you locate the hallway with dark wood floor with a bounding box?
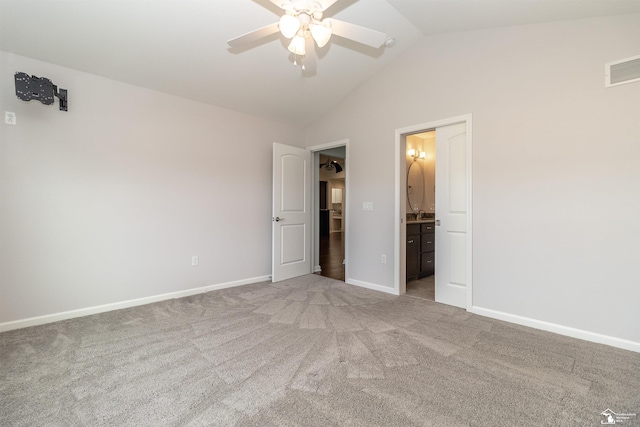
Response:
[318,232,344,281]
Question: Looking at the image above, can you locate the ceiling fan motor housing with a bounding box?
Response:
[288,0,323,12]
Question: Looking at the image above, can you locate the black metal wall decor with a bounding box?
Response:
[14,72,68,111]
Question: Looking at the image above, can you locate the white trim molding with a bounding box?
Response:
[471,306,640,353]
[0,275,270,333]
[347,278,398,296]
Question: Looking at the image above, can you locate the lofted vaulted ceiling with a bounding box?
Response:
[2,0,639,126]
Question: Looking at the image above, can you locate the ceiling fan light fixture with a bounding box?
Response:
[226,0,390,71]
[288,35,306,55]
[320,159,343,173]
[279,14,300,39]
[310,21,331,47]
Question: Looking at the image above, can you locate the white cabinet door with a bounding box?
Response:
[272,143,312,282]
[435,122,468,308]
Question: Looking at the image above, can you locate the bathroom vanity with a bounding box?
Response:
[406,220,435,281]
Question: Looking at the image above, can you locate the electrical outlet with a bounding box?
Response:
[191,256,199,266]
[381,254,387,264]
[5,111,16,125]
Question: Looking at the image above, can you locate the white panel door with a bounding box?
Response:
[435,122,467,308]
[272,143,312,282]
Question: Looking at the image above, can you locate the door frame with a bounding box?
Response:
[307,139,349,282]
[394,115,473,310]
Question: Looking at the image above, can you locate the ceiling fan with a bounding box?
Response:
[320,158,343,173]
[227,0,390,71]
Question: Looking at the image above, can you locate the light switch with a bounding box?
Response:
[363,202,373,211]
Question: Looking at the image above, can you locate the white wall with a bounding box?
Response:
[0,51,303,325]
[2,14,639,349]
[305,14,640,346]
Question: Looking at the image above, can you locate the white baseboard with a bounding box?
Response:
[313,265,322,273]
[470,306,640,353]
[346,278,398,295]
[202,275,270,293]
[0,275,270,333]
[8,277,634,353]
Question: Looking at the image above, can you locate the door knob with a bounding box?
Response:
[274,217,285,222]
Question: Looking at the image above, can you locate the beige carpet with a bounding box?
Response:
[1,274,639,426]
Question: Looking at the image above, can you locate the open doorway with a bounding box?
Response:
[405,131,436,301]
[316,148,345,281]
[395,115,472,309]
[272,141,347,284]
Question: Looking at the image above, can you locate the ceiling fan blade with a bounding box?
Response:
[319,0,340,12]
[227,22,280,48]
[267,0,291,10]
[302,37,317,75]
[327,18,387,48]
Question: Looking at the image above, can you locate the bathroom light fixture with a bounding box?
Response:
[407,148,425,160]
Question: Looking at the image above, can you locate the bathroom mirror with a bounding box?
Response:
[407,161,424,213]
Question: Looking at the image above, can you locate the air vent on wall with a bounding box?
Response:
[605,54,640,88]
